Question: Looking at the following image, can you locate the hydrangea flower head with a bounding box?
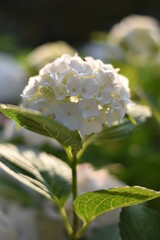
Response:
[21,54,131,136]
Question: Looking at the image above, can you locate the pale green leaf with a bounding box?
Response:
[119,204,160,240]
[0,104,82,151]
[74,186,160,224]
[0,144,72,206]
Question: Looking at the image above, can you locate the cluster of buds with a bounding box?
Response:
[21,54,130,136]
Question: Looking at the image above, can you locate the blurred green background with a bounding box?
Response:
[0,1,160,239]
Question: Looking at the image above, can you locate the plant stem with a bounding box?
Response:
[54,197,73,237]
[59,206,73,236]
[71,153,79,238]
[75,223,88,239]
[65,148,79,239]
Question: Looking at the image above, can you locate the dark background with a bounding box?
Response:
[0,0,160,47]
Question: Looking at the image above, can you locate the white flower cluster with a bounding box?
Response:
[21,54,131,136]
[108,15,160,54]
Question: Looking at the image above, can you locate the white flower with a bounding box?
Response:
[28,100,56,116]
[95,70,115,88]
[80,78,98,99]
[66,76,81,96]
[21,54,131,136]
[68,56,93,76]
[55,102,82,131]
[21,76,40,108]
[80,116,103,136]
[79,99,99,118]
[106,108,126,127]
[95,70,115,105]
[54,83,67,100]
[49,55,71,76]
[22,76,40,98]
[112,74,131,104]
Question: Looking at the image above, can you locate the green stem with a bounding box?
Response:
[59,206,73,236]
[54,197,73,237]
[75,223,88,239]
[65,148,80,239]
[71,153,79,238]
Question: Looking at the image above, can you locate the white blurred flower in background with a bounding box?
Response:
[81,42,125,63]
[107,15,160,64]
[27,41,76,70]
[0,54,27,103]
[76,163,124,228]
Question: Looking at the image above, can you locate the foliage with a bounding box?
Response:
[0,104,82,152]
[74,186,160,224]
[0,144,72,206]
[119,204,160,240]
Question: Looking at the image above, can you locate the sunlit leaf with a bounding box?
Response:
[0,104,82,151]
[0,144,72,206]
[119,204,160,240]
[74,186,160,224]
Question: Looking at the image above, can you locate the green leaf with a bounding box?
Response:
[0,144,72,206]
[0,174,35,205]
[74,186,160,225]
[88,119,135,145]
[0,104,82,151]
[119,204,160,240]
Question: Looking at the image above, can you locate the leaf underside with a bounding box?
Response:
[0,104,82,151]
[0,144,72,206]
[0,103,148,149]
